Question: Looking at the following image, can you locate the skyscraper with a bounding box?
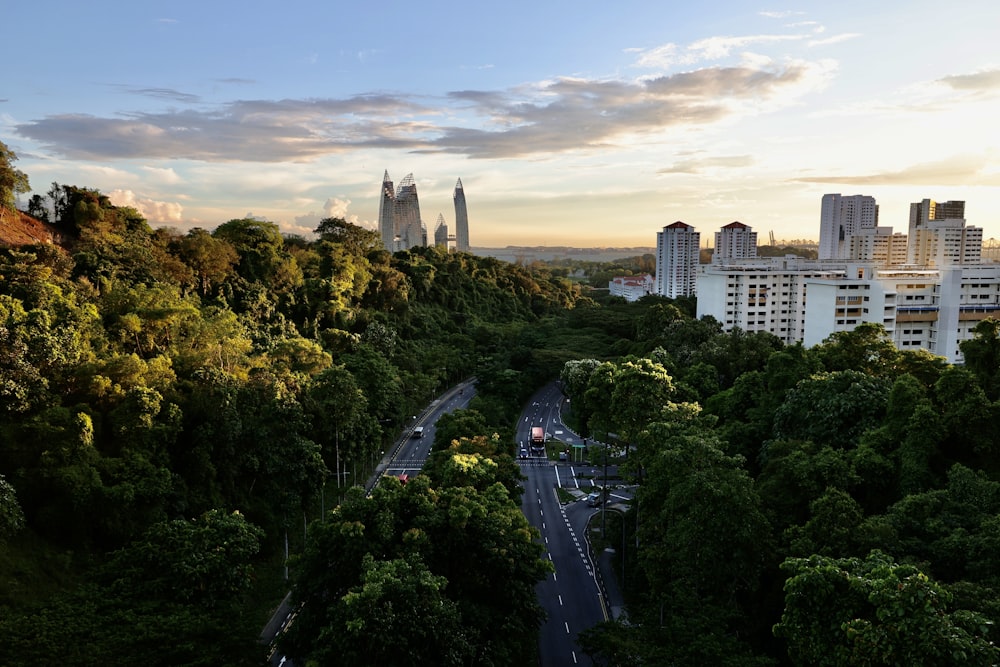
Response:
[393,173,424,250]
[655,221,700,298]
[713,221,757,264]
[378,171,426,252]
[377,170,396,251]
[453,178,470,252]
[818,194,878,259]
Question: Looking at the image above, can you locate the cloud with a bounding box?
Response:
[808,33,861,48]
[658,155,754,174]
[106,189,184,223]
[121,87,202,104]
[792,154,1000,186]
[291,198,374,235]
[633,34,805,68]
[938,68,1000,92]
[17,59,834,162]
[759,11,803,19]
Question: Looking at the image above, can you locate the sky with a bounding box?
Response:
[3,1,1000,248]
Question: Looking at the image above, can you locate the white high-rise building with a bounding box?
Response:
[655,221,700,298]
[713,221,757,264]
[818,194,878,259]
[906,199,980,266]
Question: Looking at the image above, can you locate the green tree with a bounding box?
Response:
[0,474,25,541]
[774,370,890,448]
[960,318,1000,400]
[173,227,238,297]
[0,140,30,217]
[319,554,472,666]
[775,550,999,666]
[813,322,901,377]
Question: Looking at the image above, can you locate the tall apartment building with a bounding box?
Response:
[453,178,470,252]
[907,199,969,264]
[713,221,757,264]
[905,199,981,266]
[655,221,700,298]
[377,171,425,252]
[818,194,878,259]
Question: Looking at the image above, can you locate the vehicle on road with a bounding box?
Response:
[586,492,602,507]
[412,426,424,438]
[519,448,528,459]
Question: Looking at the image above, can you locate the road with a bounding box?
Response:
[518,382,609,667]
[381,381,474,480]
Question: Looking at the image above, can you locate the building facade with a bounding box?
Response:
[696,195,997,364]
[433,214,449,248]
[453,178,470,252]
[377,171,425,252]
[609,274,654,302]
[713,221,757,264]
[818,193,878,260]
[655,221,700,298]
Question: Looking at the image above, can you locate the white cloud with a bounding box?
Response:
[808,33,861,48]
[107,189,184,223]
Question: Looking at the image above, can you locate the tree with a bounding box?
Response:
[319,554,472,667]
[102,509,263,606]
[961,318,1000,400]
[314,216,382,256]
[775,550,999,666]
[26,194,48,221]
[284,475,550,666]
[813,322,900,377]
[0,474,25,541]
[173,228,238,297]
[0,140,30,217]
[774,370,890,449]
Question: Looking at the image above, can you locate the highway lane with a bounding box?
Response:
[519,383,607,667]
[383,381,475,479]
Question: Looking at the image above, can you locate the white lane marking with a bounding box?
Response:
[558,595,563,606]
[572,651,578,664]
[565,622,570,634]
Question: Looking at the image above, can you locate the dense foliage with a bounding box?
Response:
[283,435,551,666]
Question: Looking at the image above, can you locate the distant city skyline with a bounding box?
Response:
[3,2,999,246]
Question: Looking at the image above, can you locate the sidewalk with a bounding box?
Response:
[598,545,626,621]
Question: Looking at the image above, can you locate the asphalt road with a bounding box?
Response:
[518,383,609,667]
